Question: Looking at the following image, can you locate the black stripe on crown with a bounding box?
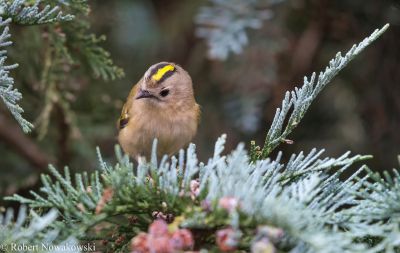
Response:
[148,63,176,83]
[148,63,170,78]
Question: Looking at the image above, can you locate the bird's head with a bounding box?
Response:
[135,62,195,108]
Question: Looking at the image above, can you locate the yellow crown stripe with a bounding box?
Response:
[152,65,175,81]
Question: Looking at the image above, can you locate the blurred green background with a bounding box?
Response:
[1,0,400,201]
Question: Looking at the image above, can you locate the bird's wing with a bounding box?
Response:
[195,103,201,125]
[118,84,138,130]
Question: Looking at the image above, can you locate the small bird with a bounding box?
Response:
[118,62,200,161]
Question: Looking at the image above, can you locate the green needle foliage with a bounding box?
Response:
[0,0,73,133]
[0,0,124,134]
[32,0,124,138]
[56,0,124,81]
[3,23,400,253]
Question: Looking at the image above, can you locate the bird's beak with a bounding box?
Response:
[136,89,155,99]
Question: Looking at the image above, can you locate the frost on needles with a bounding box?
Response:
[4,25,398,253]
[250,24,390,161]
[0,18,33,133]
[0,0,73,133]
[0,0,123,133]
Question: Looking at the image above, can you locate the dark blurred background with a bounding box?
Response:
[1,0,400,201]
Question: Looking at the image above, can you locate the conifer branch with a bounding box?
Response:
[0,17,33,132]
[0,0,75,132]
[3,23,393,253]
[250,24,390,161]
[1,0,74,25]
[5,137,373,252]
[0,206,80,251]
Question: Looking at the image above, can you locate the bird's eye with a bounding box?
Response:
[160,89,170,97]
